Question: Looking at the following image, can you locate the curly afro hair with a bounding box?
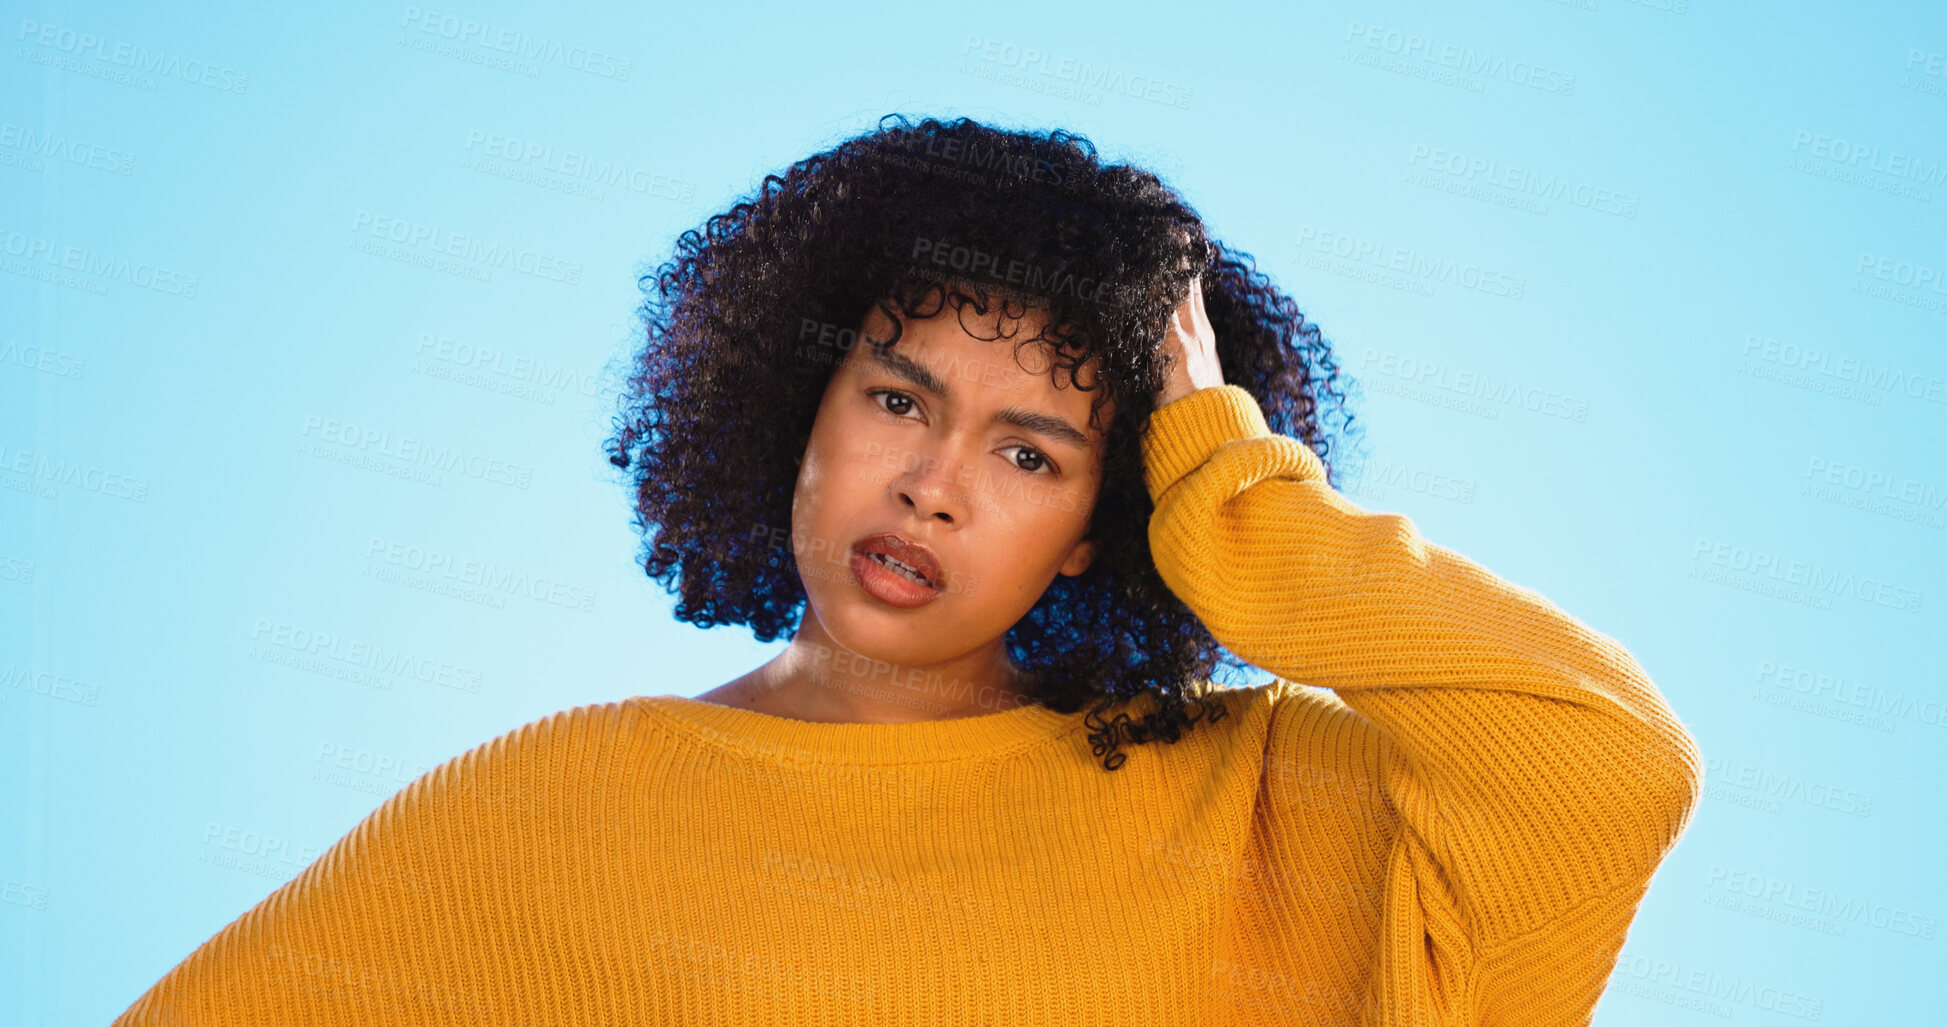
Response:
[605,114,1363,770]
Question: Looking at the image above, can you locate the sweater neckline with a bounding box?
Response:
[627,693,1094,765]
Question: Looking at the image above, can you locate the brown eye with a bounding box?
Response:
[869,389,918,417]
[1007,446,1054,475]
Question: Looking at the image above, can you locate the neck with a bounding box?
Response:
[734,620,1035,724]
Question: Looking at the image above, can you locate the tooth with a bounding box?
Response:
[870,551,931,586]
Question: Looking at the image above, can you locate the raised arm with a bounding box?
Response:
[1142,384,1704,1023]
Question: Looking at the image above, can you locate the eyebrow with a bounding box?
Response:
[865,343,1093,451]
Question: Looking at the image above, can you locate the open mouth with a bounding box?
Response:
[861,549,934,588]
[848,533,946,608]
[851,532,943,586]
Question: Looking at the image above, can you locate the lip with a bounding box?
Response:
[849,550,943,609]
[851,532,944,590]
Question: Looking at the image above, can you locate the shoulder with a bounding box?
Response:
[1120,678,1384,771]
[387,699,641,820]
[297,700,641,897]
[110,701,638,1023]
[345,696,640,848]
[1256,677,1391,803]
[1262,676,1381,743]
[439,698,636,773]
[480,697,638,755]
[1196,676,1372,734]
[1128,681,1393,829]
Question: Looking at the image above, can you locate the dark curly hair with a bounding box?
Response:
[605,114,1363,770]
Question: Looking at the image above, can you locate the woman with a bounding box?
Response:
[116,115,1703,1025]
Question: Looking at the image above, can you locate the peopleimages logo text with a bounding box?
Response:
[365,537,597,612]
[399,6,631,79]
[960,35,1192,109]
[909,236,1142,309]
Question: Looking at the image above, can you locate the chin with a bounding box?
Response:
[820,600,958,660]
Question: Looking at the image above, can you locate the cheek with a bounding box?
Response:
[798,423,862,493]
[789,441,840,538]
[1026,477,1096,524]
[812,409,895,481]
[818,446,885,509]
[792,427,888,538]
[979,484,1094,576]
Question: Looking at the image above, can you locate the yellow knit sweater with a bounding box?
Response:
[115,384,1703,1026]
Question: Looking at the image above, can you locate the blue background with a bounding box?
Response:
[3,0,1942,1022]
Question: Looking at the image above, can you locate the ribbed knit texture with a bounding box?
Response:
[115,384,1704,1026]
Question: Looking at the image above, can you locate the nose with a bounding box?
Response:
[891,441,975,527]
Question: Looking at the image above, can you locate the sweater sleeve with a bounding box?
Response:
[1142,386,1704,1024]
[109,719,542,1026]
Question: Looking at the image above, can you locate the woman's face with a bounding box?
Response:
[787,298,1111,678]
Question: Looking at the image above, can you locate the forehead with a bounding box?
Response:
[853,301,1089,396]
[846,300,1112,445]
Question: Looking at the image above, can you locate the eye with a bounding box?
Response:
[869,389,1059,477]
[1004,445,1056,476]
[868,388,921,419]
